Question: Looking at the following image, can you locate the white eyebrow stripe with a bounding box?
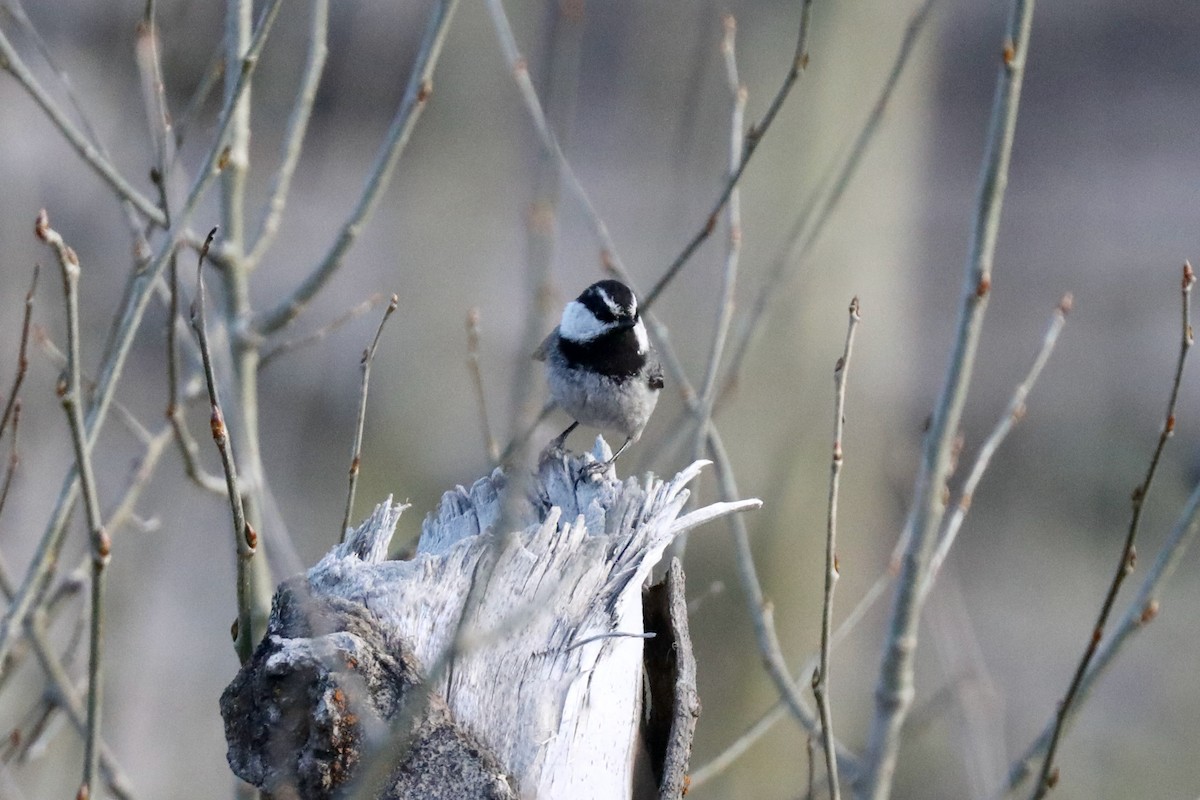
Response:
[633,319,649,354]
[595,286,622,318]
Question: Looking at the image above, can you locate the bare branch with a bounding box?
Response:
[1002,459,1200,796]
[24,614,136,800]
[1030,266,1194,799]
[259,293,388,370]
[689,571,892,788]
[0,264,38,444]
[35,210,112,800]
[814,298,860,800]
[341,295,399,540]
[190,228,256,664]
[687,13,746,504]
[134,5,175,188]
[167,242,226,495]
[858,2,1037,795]
[466,308,500,465]
[923,293,1071,600]
[0,401,19,527]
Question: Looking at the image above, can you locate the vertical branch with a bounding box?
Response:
[466,309,500,465]
[859,1,1037,796]
[815,298,860,800]
[135,2,176,192]
[1030,265,1194,799]
[341,295,399,540]
[0,263,39,442]
[221,0,253,254]
[709,427,860,777]
[167,239,226,494]
[688,14,746,484]
[0,401,20,524]
[34,211,112,800]
[190,229,256,664]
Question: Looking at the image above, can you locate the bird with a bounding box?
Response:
[535,279,664,473]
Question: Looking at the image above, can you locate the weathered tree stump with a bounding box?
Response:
[221,441,760,799]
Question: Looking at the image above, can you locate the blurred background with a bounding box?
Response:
[1,0,1199,798]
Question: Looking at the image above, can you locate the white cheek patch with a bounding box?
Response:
[633,319,649,354]
[560,300,609,342]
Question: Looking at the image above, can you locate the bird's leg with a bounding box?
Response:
[607,436,634,465]
[551,421,579,450]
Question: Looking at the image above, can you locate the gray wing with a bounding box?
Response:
[533,329,558,362]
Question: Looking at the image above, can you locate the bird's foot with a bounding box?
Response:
[577,457,614,484]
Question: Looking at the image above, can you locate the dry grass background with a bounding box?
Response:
[0,1,1198,798]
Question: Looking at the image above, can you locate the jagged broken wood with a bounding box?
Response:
[221,440,760,799]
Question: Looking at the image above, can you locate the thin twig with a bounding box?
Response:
[190,228,256,664]
[922,293,1071,601]
[341,295,399,540]
[709,427,860,778]
[0,264,38,443]
[35,211,112,800]
[33,331,155,452]
[0,401,20,526]
[167,238,227,495]
[23,612,136,800]
[466,308,500,465]
[1030,265,1194,799]
[642,0,814,311]
[718,0,937,405]
[246,0,329,268]
[134,4,175,192]
[259,293,388,370]
[806,735,816,800]
[815,298,859,800]
[859,2,1037,796]
[256,0,460,335]
[1001,468,1200,797]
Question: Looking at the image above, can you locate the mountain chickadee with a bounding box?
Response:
[535,279,664,471]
